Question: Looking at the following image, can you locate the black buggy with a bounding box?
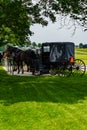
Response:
[38,42,86,76]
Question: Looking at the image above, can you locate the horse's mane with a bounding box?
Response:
[7,45,22,52]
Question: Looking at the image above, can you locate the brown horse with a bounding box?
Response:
[3,45,39,75]
[3,46,24,74]
[3,50,10,58]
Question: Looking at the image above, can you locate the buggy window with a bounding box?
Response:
[43,46,50,52]
[50,45,63,62]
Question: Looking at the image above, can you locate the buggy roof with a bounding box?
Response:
[42,42,75,46]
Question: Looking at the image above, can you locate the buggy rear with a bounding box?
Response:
[39,42,86,76]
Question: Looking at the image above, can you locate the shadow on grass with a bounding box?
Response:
[0,66,87,106]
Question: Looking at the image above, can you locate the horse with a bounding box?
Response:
[23,48,39,75]
[3,45,24,74]
[3,45,39,75]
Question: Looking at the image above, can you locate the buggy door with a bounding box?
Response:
[41,45,50,67]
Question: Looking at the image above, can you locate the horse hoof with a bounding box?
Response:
[22,71,24,74]
[32,72,35,75]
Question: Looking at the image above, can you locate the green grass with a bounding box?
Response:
[0,66,87,130]
[75,48,87,64]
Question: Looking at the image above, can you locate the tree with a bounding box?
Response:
[37,43,42,48]
[0,0,87,46]
[32,42,37,47]
[79,43,83,48]
[0,0,32,46]
[24,0,87,30]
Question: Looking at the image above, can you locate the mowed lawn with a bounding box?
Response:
[0,48,87,130]
[75,48,87,64]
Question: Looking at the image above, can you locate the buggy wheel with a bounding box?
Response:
[57,65,72,77]
[72,59,86,76]
[63,65,72,77]
[49,69,57,75]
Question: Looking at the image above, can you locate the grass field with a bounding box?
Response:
[75,48,87,64]
[0,48,87,130]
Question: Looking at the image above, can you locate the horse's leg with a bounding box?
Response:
[32,70,35,75]
[13,58,17,71]
[13,63,17,71]
[27,65,30,72]
[17,62,20,74]
[31,67,35,75]
[21,62,24,74]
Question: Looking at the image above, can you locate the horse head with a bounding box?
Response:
[3,50,10,58]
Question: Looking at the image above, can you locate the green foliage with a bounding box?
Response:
[0,25,17,46]
[79,43,83,48]
[37,43,42,47]
[35,0,87,30]
[31,42,37,47]
[0,0,87,47]
[0,0,32,46]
